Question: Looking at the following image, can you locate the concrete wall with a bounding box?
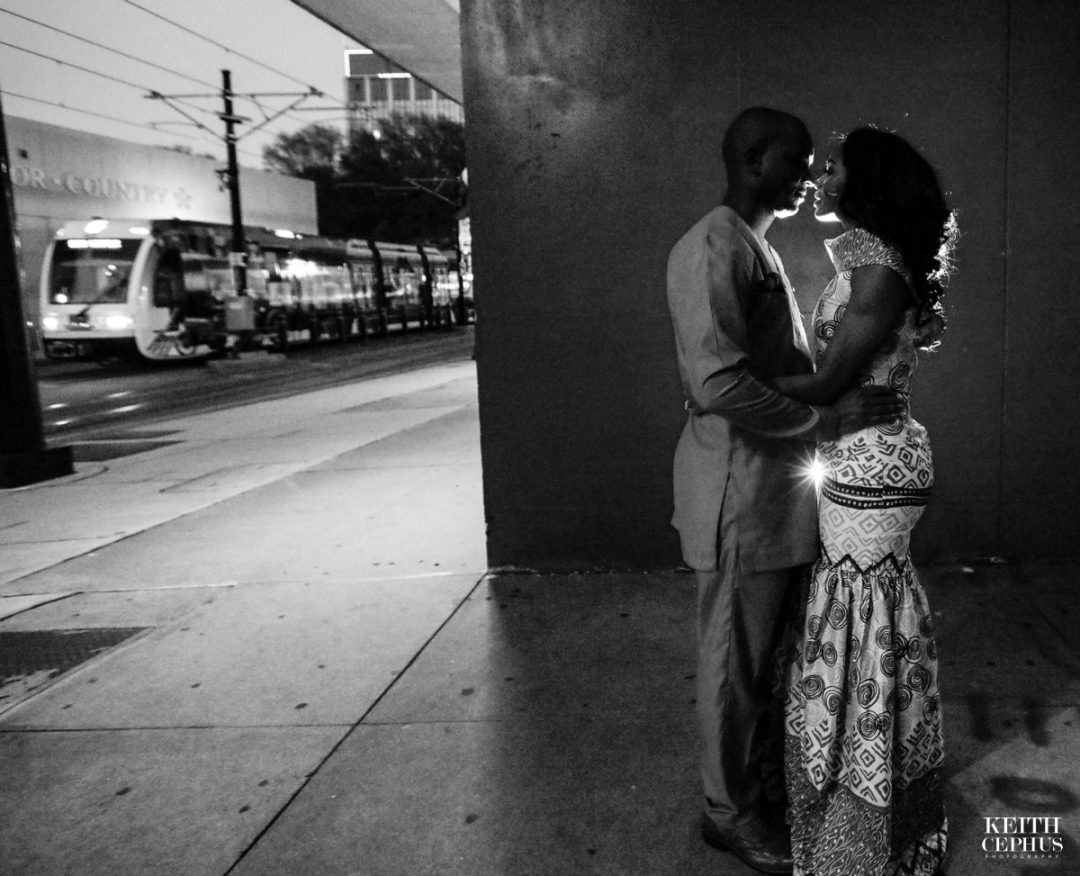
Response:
[460,0,1080,569]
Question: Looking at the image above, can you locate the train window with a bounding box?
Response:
[179,258,233,302]
[246,269,268,297]
[48,238,142,305]
[183,261,210,293]
[350,264,374,301]
[324,264,350,302]
[204,266,234,298]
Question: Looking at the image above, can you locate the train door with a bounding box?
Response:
[345,240,376,315]
[139,247,232,358]
[374,242,425,328]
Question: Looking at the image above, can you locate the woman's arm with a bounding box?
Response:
[772,264,912,405]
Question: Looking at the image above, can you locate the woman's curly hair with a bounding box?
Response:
[836,127,958,331]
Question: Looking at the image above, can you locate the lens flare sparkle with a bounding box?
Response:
[802,457,829,490]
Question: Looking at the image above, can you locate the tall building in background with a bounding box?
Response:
[345,48,463,135]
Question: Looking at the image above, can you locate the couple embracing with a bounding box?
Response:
[667,107,957,876]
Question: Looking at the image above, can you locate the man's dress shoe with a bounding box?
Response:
[700,814,794,874]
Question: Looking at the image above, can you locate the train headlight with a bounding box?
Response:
[42,315,60,332]
[103,314,135,331]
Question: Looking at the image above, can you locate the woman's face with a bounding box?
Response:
[813,149,847,223]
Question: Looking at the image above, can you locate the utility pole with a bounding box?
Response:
[0,86,72,487]
[147,78,333,295]
[220,70,247,295]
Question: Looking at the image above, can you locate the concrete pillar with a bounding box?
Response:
[0,90,72,488]
[460,0,1080,568]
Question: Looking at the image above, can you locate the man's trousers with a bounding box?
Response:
[695,555,803,828]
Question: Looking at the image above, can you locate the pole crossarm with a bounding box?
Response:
[404,177,459,205]
[145,90,214,135]
[335,179,461,206]
[238,89,323,140]
[144,86,332,142]
[237,90,326,99]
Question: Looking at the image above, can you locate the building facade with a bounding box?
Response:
[344,48,464,135]
[7,116,317,348]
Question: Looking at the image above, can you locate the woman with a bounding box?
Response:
[770,127,957,875]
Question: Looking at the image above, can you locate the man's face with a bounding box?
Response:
[757,132,815,218]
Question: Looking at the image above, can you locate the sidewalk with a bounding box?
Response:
[1,361,1078,875]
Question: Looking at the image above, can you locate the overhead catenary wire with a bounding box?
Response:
[117,0,352,109]
[0,7,220,92]
[0,39,190,98]
[0,21,320,136]
[0,89,267,164]
[0,37,235,136]
[112,0,353,132]
[0,1,354,156]
[1,88,186,133]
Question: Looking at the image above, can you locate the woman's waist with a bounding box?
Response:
[817,418,932,485]
[823,408,926,449]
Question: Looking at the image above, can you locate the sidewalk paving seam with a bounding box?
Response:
[0,723,360,734]
[221,571,491,876]
[1,413,472,591]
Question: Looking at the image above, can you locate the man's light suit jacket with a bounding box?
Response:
[667,205,820,573]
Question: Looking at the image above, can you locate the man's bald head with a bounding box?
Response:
[721,107,811,178]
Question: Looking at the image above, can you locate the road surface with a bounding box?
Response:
[36,327,475,446]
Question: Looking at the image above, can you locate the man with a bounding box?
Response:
[666,107,901,874]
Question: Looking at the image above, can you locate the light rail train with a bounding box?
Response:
[39,218,467,362]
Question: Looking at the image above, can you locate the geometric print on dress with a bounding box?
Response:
[818,486,927,575]
[785,550,945,810]
[821,432,934,493]
[784,731,948,876]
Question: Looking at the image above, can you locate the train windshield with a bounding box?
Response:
[47,238,143,305]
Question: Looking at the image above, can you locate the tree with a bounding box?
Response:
[261,115,466,245]
[262,125,343,177]
[338,114,466,245]
[262,125,346,240]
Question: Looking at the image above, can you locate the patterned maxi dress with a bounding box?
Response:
[783,228,948,876]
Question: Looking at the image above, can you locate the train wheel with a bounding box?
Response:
[145,332,198,360]
[174,334,197,357]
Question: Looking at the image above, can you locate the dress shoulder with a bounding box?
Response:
[825,228,912,285]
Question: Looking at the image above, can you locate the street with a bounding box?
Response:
[36,326,475,447]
